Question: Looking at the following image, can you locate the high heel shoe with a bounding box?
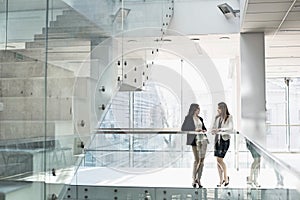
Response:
[192,180,197,188]
[217,180,225,187]
[195,180,203,188]
[224,176,229,187]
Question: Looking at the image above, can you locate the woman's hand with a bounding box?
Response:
[211,129,218,135]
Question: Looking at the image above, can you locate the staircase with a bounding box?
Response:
[0,7,110,181]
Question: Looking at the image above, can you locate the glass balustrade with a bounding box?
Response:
[66,131,300,199]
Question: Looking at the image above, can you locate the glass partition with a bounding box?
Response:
[1,0,51,199]
[266,78,300,152]
[1,0,178,199]
[65,131,300,199]
[71,21,238,200]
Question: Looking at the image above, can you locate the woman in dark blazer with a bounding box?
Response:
[181,103,208,188]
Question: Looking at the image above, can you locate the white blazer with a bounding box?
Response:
[212,115,234,141]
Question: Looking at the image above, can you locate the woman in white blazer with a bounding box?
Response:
[211,102,233,187]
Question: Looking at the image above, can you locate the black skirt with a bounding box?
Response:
[214,137,230,158]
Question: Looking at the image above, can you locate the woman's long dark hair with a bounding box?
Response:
[216,102,230,122]
[187,103,199,117]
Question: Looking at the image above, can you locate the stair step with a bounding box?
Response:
[0,77,74,98]
[0,181,32,199]
[14,48,90,61]
[0,61,74,78]
[0,97,72,120]
[42,26,106,35]
[0,50,35,62]
[25,38,91,49]
[0,121,55,139]
[56,14,96,23]
[62,9,79,15]
[49,19,99,28]
[34,31,108,41]
[119,83,143,91]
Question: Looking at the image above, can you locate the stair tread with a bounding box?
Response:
[0,181,31,194]
[26,38,91,48]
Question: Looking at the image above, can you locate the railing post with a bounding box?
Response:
[129,91,134,167]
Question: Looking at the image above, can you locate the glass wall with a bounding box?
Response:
[266,78,300,152]
[1,0,51,199]
[0,0,184,199]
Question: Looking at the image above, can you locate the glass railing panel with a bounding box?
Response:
[0,0,60,199]
[62,0,173,36]
[63,186,300,200]
[41,0,114,198]
[85,132,186,168]
[85,131,241,172]
[242,134,300,193]
[64,131,300,199]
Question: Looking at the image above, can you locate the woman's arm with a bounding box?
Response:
[181,117,189,131]
[219,115,233,133]
[181,116,195,131]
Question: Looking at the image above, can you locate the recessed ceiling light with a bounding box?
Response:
[127,40,137,42]
[279,29,300,32]
[219,36,230,40]
[269,45,300,48]
[190,38,200,41]
[5,45,16,48]
[154,38,172,42]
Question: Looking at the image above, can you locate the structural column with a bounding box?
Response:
[240,32,266,146]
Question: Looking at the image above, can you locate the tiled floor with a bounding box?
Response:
[70,166,293,190]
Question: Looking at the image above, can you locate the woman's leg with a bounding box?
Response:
[197,141,207,183]
[192,146,199,183]
[217,157,228,183]
[215,140,224,185]
[216,157,224,185]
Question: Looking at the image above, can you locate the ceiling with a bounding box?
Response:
[156,0,300,79]
[188,0,300,79]
[241,0,300,78]
[2,0,299,79]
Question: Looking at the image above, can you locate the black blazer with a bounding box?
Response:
[181,116,207,146]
